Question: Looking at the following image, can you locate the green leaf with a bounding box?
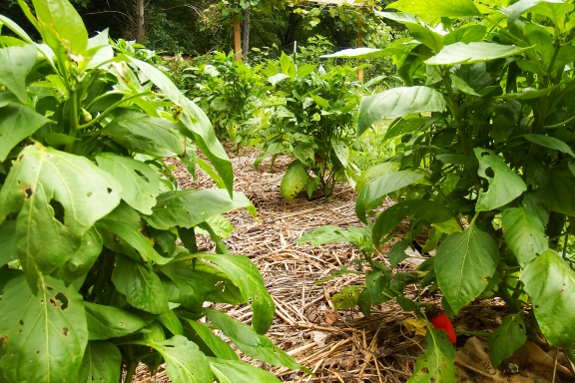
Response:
[356,162,401,192]
[356,171,425,223]
[333,285,364,310]
[268,73,289,86]
[0,220,17,267]
[102,113,185,158]
[210,358,282,383]
[523,134,575,157]
[96,153,160,215]
[372,200,454,247]
[383,118,427,142]
[181,319,239,361]
[136,336,212,383]
[127,58,234,195]
[321,47,392,59]
[443,24,486,45]
[144,189,256,231]
[205,309,310,373]
[502,0,574,26]
[387,0,481,18]
[474,148,527,211]
[84,302,147,340]
[365,270,395,305]
[0,275,88,383]
[161,261,244,312]
[408,327,456,383]
[111,254,169,314]
[0,45,37,103]
[502,207,548,267]
[0,15,34,44]
[545,163,575,216]
[332,140,350,168]
[158,309,184,336]
[78,341,121,383]
[388,240,410,268]
[31,0,88,54]
[56,226,103,283]
[450,74,482,96]
[487,313,527,369]
[357,87,446,136]
[435,222,499,313]
[199,253,274,334]
[521,250,575,349]
[426,42,528,65]
[280,160,309,202]
[404,23,444,53]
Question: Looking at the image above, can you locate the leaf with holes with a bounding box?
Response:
[474,148,527,211]
[0,103,51,162]
[96,153,160,215]
[0,275,88,383]
[408,327,456,383]
[521,250,575,348]
[333,285,364,310]
[111,254,169,314]
[78,341,121,383]
[205,309,311,373]
[488,313,527,368]
[84,302,147,340]
[435,222,499,313]
[502,207,548,267]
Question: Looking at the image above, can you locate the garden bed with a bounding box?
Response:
[134,149,572,383]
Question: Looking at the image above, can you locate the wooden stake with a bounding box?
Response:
[357,10,364,83]
[233,12,242,62]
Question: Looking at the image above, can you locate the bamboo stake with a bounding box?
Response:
[357,9,364,83]
[233,12,242,61]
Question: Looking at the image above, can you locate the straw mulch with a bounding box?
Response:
[133,148,509,383]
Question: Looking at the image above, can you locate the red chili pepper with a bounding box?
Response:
[428,309,456,344]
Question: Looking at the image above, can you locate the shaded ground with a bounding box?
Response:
[134,148,572,383]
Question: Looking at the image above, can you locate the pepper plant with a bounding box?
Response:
[0,1,308,382]
[255,53,361,200]
[305,0,575,380]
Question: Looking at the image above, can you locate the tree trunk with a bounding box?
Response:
[242,9,250,61]
[136,0,145,44]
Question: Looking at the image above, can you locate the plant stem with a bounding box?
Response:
[65,90,80,152]
[124,360,138,383]
[455,329,490,337]
[79,92,151,130]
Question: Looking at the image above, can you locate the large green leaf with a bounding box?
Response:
[102,112,185,158]
[157,309,184,336]
[356,171,425,223]
[540,163,575,216]
[501,207,548,267]
[408,327,456,383]
[205,309,310,373]
[372,200,454,246]
[199,253,274,334]
[144,189,256,231]
[77,341,121,383]
[96,153,160,215]
[0,275,88,383]
[435,223,499,313]
[443,24,487,45]
[487,314,527,369]
[522,250,575,349]
[127,58,233,194]
[0,145,121,286]
[210,358,281,383]
[426,42,528,65]
[475,148,526,211]
[181,319,239,361]
[84,302,147,340]
[133,336,212,383]
[111,254,169,314]
[321,47,390,59]
[357,87,445,136]
[524,134,575,157]
[0,45,37,104]
[502,0,573,25]
[280,160,309,202]
[31,0,88,54]
[0,15,34,44]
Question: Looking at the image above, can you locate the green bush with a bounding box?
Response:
[302,0,575,379]
[254,53,361,200]
[0,1,308,382]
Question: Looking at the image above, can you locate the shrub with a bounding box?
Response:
[0,1,307,382]
[302,0,575,379]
